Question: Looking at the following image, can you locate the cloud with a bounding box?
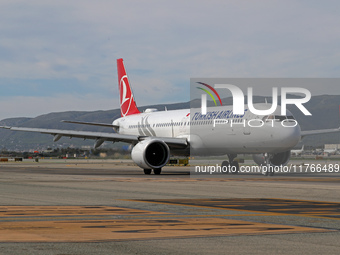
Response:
[0,0,340,119]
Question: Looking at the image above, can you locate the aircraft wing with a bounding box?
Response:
[61,120,119,129]
[301,127,340,138]
[0,126,188,149]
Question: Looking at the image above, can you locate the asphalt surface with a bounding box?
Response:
[0,159,339,254]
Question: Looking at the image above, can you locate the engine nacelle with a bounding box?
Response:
[252,151,291,166]
[131,139,170,169]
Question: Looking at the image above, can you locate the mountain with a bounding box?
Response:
[0,95,339,150]
[0,102,189,151]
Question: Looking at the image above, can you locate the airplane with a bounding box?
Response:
[323,145,338,156]
[1,58,340,175]
[291,145,304,156]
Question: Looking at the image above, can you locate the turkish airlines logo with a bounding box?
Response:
[119,75,133,117]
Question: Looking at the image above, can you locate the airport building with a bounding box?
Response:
[324,144,340,149]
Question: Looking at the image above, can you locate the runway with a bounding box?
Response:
[0,159,339,254]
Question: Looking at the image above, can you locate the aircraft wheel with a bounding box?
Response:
[221,161,229,174]
[230,161,239,174]
[144,169,152,175]
[153,168,162,175]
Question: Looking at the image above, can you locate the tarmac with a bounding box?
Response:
[0,159,339,254]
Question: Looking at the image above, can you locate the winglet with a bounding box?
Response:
[117,58,141,117]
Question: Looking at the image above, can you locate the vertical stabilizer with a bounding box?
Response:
[117,58,141,117]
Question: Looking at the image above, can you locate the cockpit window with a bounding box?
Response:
[275,115,287,121]
[262,115,277,121]
[262,115,274,121]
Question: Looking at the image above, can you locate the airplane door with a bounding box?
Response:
[178,116,189,136]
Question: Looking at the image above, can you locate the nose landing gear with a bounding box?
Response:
[262,153,274,176]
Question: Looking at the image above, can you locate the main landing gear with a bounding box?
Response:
[221,154,239,174]
[144,168,162,175]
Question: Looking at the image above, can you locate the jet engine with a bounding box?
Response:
[131,139,170,169]
[252,151,291,166]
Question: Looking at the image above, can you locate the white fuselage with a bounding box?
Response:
[113,104,301,156]
[324,149,338,155]
[291,146,304,155]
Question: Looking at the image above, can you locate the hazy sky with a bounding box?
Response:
[1,0,339,120]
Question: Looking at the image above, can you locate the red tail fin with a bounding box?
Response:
[117,58,141,117]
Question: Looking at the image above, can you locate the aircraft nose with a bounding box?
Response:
[280,122,301,148]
